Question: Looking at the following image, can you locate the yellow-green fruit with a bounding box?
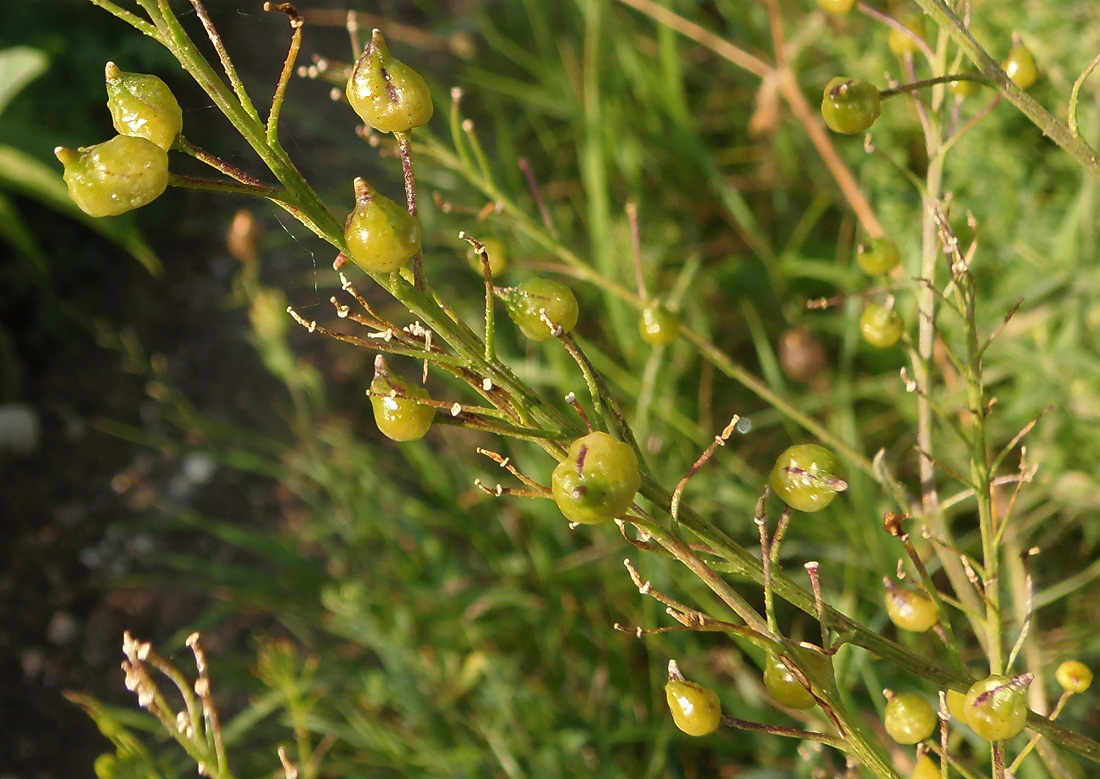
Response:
[552,431,640,524]
[821,77,881,134]
[964,674,1031,741]
[1055,660,1093,694]
[770,443,847,513]
[55,135,169,217]
[860,302,904,348]
[94,754,119,779]
[665,679,722,736]
[1003,43,1039,90]
[856,238,901,276]
[504,278,579,341]
[912,754,939,779]
[764,653,816,709]
[466,237,508,275]
[369,356,434,441]
[347,29,434,133]
[946,689,969,723]
[884,693,937,744]
[889,16,926,57]
[885,580,938,632]
[105,62,183,150]
[344,178,422,273]
[639,304,680,345]
[817,0,856,14]
[949,78,981,98]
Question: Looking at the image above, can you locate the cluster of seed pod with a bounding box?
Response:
[56,63,181,217]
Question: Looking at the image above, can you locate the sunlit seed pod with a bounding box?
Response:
[949,78,981,98]
[55,135,169,218]
[860,302,904,348]
[551,431,640,524]
[884,692,937,744]
[888,15,926,57]
[344,178,422,273]
[665,679,722,736]
[105,62,183,150]
[1003,42,1039,90]
[885,579,938,632]
[503,277,579,342]
[763,653,816,710]
[912,754,939,779]
[770,443,846,513]
[346,29,434,133]
[639,303,680,345]
[856,238,901,276]
[964,674,1032,741]
[1055,660,1093,694]
[946,688,969,724]
[821,77,881,134]
[369,356,434,442]
[817,0,856,15]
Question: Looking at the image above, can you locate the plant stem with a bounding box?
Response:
[910,0,1100,179]
[879,73,987,99]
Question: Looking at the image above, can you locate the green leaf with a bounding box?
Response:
[0,190,49,271]
[0,47,49,117]
[0,144,161,274]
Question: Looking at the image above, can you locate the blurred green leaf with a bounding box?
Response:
[0,189,48,270]
[0,46,48,117]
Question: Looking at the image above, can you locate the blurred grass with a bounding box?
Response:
[47,0,1100,776]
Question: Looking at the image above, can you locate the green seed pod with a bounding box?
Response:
[949,78,981,99]
[883,692,937,744]
[964,674,1032,741]
[888,16,926,57]
[552,431,640,524]
[1003,43,1039,90]
[369,355,434,442]
[344,178,422,273]
[503,278,579,341]
[770,443,847,513]
[346,29,434,134]
[821,77,881,135]
[856,238,901,276]
[817,0,856,15]
[946,689,969,723]
[764,653,816,709]
[860,302,904,348]
[884,579,938,632]
[55,135,169,217]
[1055,660,1093,694]
[665,678,722,736]
[639,303,680,345]
[105,62,183,151]
[912,754,939,779]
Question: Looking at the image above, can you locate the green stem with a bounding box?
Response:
[1069,51,1100,139]
[879,73,987,100]
[960,275,1002,673]
[910,0,1100,179]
